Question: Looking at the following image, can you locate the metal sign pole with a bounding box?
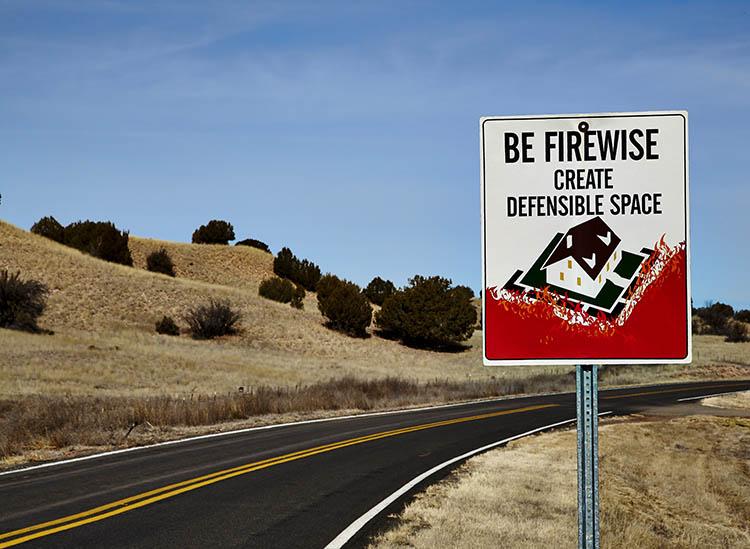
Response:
[576,364,600,549]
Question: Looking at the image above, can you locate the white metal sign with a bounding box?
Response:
[481,111,690,366]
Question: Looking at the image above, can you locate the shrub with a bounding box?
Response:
[191,220,235,245]
[724,320,749,343]
[317,278,372,337]
[259,277,294,304]
[316,274,341,303]
[272,247,321,291]
[0,270,50,333]
[155,316,180,336]
[30,216,65,243]
[63,220,133,266]
[146,248,176,277]
[291,285,306,309]
[735,309,750,324]
[691,315,709,335]
[183,299,242,340]
[694,302,734,334]
[375,275,477,350]
[364,277,396,306]
[235,238,271,253]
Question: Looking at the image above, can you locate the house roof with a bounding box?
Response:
[543,216,621,280]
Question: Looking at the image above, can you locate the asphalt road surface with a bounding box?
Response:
[1,379,748,548]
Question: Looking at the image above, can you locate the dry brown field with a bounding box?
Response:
[370,394,750,549]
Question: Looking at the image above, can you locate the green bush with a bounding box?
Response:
[191,220,235,245]
[183,299,242,340]
[316,274,341,303]
[259,277,295,304]
[375,275,476,350]
[0,270,50,333]
[30,216,65,243]
[291,285,306,310]
[317,277,372,337]
[272,247,321,291]
[364,277,396,306]
[62,220,133,266]
[146,248,176,277]
[155,315,180,336]
[724,320,749,343]
[735,309,750,324]
[235,238,271,253]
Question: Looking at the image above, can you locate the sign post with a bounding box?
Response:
[480,112,690,548]
[576,364,599,549]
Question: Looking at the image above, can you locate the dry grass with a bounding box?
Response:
[370,414,750,549]
[0,374,580,463]
[703,390,750,410]
[2,220,748,398]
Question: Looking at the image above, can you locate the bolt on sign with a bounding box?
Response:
[480,112,690,365]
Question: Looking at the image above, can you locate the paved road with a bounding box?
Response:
[1,380,748,548]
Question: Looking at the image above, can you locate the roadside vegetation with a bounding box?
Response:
[692,302,749,342]
[0,374,576,463]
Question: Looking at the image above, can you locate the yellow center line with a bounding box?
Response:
[601,382,749,400]
[0,403,557,547]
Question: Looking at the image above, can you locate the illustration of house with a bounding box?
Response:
[542,217,621,297]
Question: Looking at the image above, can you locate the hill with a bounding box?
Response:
[0,220,495,396]
[1,220,748,399]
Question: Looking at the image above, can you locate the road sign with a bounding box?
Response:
[481,112,690,366]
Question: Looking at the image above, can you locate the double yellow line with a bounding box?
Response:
[0,403,557,547]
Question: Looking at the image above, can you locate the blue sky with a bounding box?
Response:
[1,1,749,308]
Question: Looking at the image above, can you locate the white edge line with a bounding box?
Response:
[0,390,569,478]
[676,390,745,402]
[324,411,612,549]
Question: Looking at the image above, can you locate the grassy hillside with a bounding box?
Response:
[1,219,748,398]
[129,236,273,292]
[0,220,498,395]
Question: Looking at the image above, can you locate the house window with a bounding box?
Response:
[614,251,617,261]
[606,262,610,271]
[576,277,581,286]
[567,260,572,269]
[598,275,602,283]
[560,272,564,281]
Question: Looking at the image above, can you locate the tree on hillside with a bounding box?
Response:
[735,309,750,324]
[364,277,396,306]
[30,216,65,243]
[375,275,476,350]
[192,220,235,245]
[317,277,372,337]
[272,247,322,291]
[235,238,271,253]
[63,220,133,266]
